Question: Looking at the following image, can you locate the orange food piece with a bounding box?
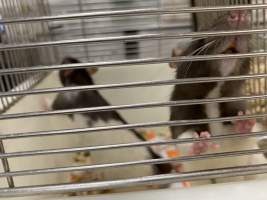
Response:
[146,131,156,140]
[167,150,180,158]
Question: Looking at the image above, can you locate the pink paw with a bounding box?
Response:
[41,97,51,111]
[234,111,256,134]
[189,132,220,155]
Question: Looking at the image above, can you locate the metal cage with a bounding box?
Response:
[0,0,56,114]
[1,0,267,198]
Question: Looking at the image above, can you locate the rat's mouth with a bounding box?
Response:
[222,41,239,54]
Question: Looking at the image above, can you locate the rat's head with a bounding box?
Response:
[203,10,250,54]
[59,57,98,87]
[52,57,98,111]
[204,10,249,32]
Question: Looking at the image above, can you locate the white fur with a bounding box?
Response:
[181,60,267,185]
[205,82,224,136]
[219,60,237,77]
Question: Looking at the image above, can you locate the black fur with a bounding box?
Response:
[170,39,250,139]
[52,57,173,175]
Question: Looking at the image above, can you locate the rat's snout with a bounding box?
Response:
[228,10,248,24]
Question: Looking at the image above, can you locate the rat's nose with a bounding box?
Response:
[228,10,247,23]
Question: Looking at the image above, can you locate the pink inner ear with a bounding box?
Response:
[86,68,98,75]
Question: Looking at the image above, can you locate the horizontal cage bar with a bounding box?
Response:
[0,113,267,140]
[0,29,266,51]
[2,5,267,24]
[1,52,267,75]
[0,94,267,121]
[1,164,267,197]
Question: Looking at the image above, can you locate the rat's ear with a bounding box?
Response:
[86,67,98,76]
[169,48,183,69]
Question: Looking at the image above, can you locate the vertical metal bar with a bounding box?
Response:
[17,0,35,90]
[258,0,265,114]
[37,0,56,82]
[0,1,17,187]
[6,2,21,94]
[26,0,38,89]
[0,140,14,188]
[0,53,9,112]
[1,0,17,105]
[264,0,267,115]
[13,0,29,94]
[5,0,25,93]
[255,0,262,114]
[78,0,90,61]
[156,0,161,58]
[0,2,9,112]
[35,1,44,82]
[44,0,60,63]
[250,0,257,114]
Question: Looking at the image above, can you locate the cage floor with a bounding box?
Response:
[1,63,267,198]
[54,179,267,200]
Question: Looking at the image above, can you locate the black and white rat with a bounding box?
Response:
[48,57,172,175]
[168,10,267,185]
[170,10,256,155]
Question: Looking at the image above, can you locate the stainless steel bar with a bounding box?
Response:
[3,52,267,75]
[0,147,267,179]
[0,94,267,121]
[1,164,267,197]
[0,140,14,187]
[0,29,267,51]
[52,0,156,6]
[4,0,23,99]
[58,22,187,37]
[253,0,262,113]
[0,0,15,105]
[0,53,13,106]
[78,0,90,61]
[0,74,266,98]
[1,131,267,160]
[13,0,29,88]
[263,0,267,109]
[0,113,267,140]
[2,5,267,24]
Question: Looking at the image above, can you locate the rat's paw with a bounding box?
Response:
[41,97,51,111]
[234,111,256,134]
[189,132,220,155]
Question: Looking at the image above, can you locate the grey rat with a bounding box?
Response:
[170,10,256,154]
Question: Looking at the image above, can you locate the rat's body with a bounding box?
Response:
[170,41,250,137]
[168,10,267,184]
[170,11,256,154]
[51,57,172,175]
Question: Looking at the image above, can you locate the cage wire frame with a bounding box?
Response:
[0,0,57,194]
[48,0,191,63]
[1,0,267,197]
[0,0,56,114]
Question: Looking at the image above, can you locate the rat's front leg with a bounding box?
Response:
[40,97,52,111]
[220,80,256,134]
[234,111,256,134]
[220,101,256,134]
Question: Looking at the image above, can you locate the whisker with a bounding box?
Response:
[190,37,207,42]
[181,40,217,78]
